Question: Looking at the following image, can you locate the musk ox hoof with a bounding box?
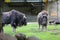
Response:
[15,33,26,40]
[0,33,17,40]
[27,36,40,40]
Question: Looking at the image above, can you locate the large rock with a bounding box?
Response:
[15,33,40,40]
[15,33,26,40]
[0,33,17,40]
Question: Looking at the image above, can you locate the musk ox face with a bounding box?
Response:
[21,16,27,26]
[41,15,48,26]
[17,14,27,26]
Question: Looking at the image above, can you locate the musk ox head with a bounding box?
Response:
[21,15,27,26]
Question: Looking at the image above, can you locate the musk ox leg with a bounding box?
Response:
[0,27,3,33]
[38,22,40,30]
[41,26,44,31]
[0,23,5,32]
[42,25,47,31]
[12,27,16,33]
[44,24,47,31]
[39,25,40,30]
[11,23,17,32]
[38,18,41,30]
[45,26,47,31]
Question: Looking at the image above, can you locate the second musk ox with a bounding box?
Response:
[2,10,27,32]
[37,10,48,30]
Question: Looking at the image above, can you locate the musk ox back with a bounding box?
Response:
[2,10,27,32]
[37,10,48,30]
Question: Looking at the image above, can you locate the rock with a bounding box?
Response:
[15,33,40,40]
[0,33,17,40]
[15,33,26,40]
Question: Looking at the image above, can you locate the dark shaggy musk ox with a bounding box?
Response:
[37,10,48,30]
[2,10,27,32]
[49,20,55,25]
[49,19,60,25]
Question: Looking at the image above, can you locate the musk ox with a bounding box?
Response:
[2,10,27,32]
[49,20,55,25]
[49,19,60,25]
[37,10,48,30]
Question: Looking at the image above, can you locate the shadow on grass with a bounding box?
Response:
[47,29,60,36]
[30,27,48,33]
[51,32,60,35]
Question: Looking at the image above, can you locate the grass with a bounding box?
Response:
[3,24,60,40]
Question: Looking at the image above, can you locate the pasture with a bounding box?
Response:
[3,23,60,40]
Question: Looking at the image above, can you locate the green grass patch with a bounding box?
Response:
[3,24,60,40]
